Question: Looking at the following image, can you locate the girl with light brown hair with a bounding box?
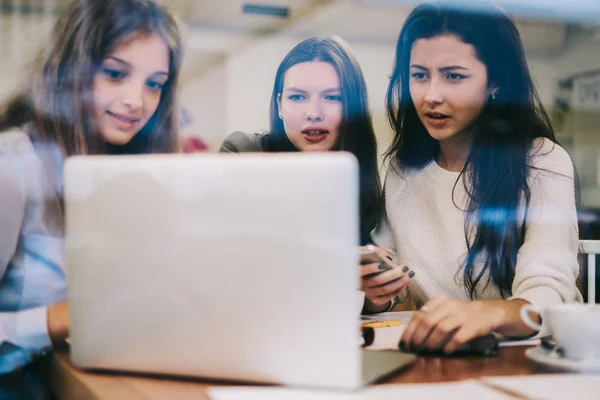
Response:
[0,0,183,395]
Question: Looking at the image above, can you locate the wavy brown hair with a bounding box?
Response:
[0,0,183,155]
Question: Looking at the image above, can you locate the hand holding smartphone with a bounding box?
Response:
[359,245,413,311]
[359,244,396,271]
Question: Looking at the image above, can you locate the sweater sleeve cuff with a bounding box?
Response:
[510,285,563,308]
[12,306,52,354]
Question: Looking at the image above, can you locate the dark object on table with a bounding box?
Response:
[399,332,499,357]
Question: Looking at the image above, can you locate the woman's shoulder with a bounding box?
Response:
[219,131,267,153]
[0,128,35,155]
[0,128,38,198]
[528,137,574,177]
[0,128,40,174]
[0,127,60,185]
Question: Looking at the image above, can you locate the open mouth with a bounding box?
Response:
[302,129,329,136]
[424,112,451,126]
[425,112,449,120]
[301,128,329,143]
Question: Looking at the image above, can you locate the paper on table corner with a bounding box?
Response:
[481,374,600,400]
[363,325,405,351]
[207,380,514,400]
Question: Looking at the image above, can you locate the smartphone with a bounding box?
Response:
[359,245,396,270]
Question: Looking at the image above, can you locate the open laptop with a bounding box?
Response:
[64,152,415,390]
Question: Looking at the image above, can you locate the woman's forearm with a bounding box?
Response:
[47,302,69,344]
[489,299,540,338]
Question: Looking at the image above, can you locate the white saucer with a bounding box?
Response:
[525,346,600,373]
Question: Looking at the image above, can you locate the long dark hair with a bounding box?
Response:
[385,2,560,298]
[265,35,382,245]
[0,0,183,155]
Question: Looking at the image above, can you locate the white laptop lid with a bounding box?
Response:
[65,152,363,389]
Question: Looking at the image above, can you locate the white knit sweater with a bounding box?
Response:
[373,138,581,309]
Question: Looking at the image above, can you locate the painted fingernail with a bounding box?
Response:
[399,341,407,351]
[408,271,415,278]
[378,263,387,270]
[402,266,409,273]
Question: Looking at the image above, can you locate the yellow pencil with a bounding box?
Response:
[361,319,402,328]
[361,321,387,328]
[385,319,401,327]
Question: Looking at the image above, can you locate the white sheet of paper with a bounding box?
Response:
[482,374,600,400]
[362,311,410,351]
[366,381,512,399]
[208,387,357,400]
[364,326,404,351]
[208,380,512,400]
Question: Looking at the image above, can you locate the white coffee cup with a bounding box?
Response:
[520,303,600,361]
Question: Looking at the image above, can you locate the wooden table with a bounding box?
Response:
[48,346,557,400]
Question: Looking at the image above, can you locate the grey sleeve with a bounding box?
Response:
[0,138,55,373]
[218,131,264,153]
[0,153,25,274]
[218,132,244,153]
